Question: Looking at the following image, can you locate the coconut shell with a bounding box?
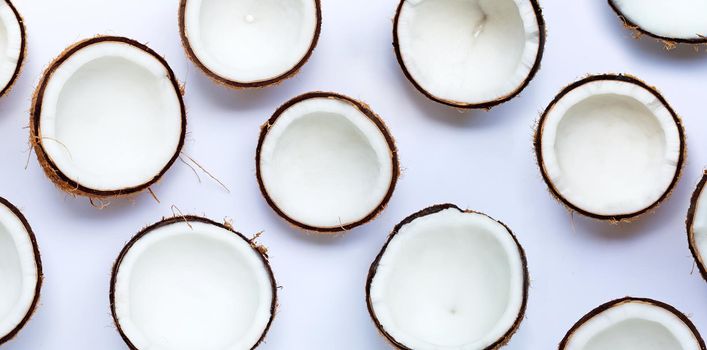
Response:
[534,74,686,222]
[178,0,322,89]
[109,215,278,350]
[392,0,546,109]
[0,196,43,346]
[255,92,400,233]
[687,171,707,281]
[559,297,706,349]
[365,204,529,350]
[608,0,707,46]
[30,36,187,200]
[0,0,25,98]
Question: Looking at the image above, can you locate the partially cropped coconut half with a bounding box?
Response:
[687,171,707,281]
[0,197,42,346]
[609,0,707,45]
[560,297,706,350]
[111,216,276,350]
[393,0,545,109]
[0,0,24,98]
[367,204,528,349]
[256,92,399,233]
[535,74,685,222]
[179,0,321,88]
[30,36,186,199]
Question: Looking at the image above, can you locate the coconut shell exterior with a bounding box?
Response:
[608,0,707,46]
[392,0,546,109]
[255,91,400,233]
[0,196,43,346]
[30,36,187,200]
[0,0,25,98]
[178,0,322,89]
[365,204,529,349]
[109,215,278,350]
[687,171,707,281]
[559,297,707,349]
[534,74,686,222]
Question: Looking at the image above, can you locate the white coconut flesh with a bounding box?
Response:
[183,0,318,84]
[611,0,707,41]
[0,0,22,93]
[37,40,183,192]
[396,0,541,105]
[562,300,702,350]
[368,208,525,349]
[0,201,39,341]
[258,96,394,229]
[112,220,274,350]
[540,79,681,217]
[689,179,707,269]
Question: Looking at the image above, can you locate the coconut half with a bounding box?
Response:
[30,36,186,199]
[609,0,707,45]
[687,171,707,282]
[0,197,42,346]
[366,204,528,349]
[535,74,685,221]
[256,92,399,233]
[179,0,321,88]
[393,0,545,109]
[0,0,23,98]
[111,216,276,350]
[560,297,706,350]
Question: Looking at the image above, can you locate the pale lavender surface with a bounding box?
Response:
[1,0,707,349]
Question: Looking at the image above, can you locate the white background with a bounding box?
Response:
[2,0,707,349]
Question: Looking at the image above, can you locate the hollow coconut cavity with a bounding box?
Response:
[111,216,276,350]
[179,0,321,88]
[609,0,707,45]
[686,171,707,281]
[366,204,528,349]
[0,0,24,97]
[535,74,685,222]
[0,197,42,346]
[256,92,399,233]
[560,297,706,350]
[30,36,186,199]
[393,0,545,109]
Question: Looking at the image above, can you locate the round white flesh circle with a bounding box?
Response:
[0,1,22,93]
[540,80,681,217]
[563,300,701,350]
[690,181,707,269]
[396,0,541,105]
[369,208,525,349]
[113,220,273,350]
[259,97,394,229]
[0,201,38,340]
[38,40,183,192]
[184,0,318,83]
[612,0,707,40]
